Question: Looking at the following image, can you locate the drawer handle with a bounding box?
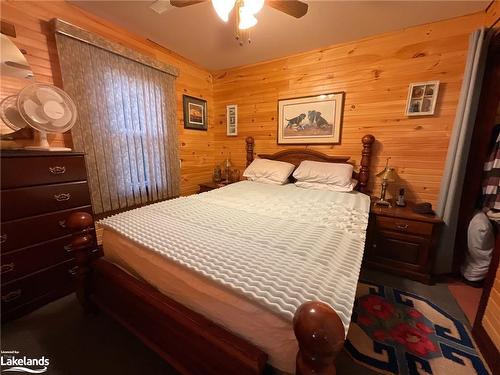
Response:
[58,220,67,228]
[49,166,66,175]
[68,266,79,276]
[64,244,73,253]
[0,234,7,243]
[54,193,71,202]
[1,262,15,274]
[2,289,22,303]
[396,223,409,230]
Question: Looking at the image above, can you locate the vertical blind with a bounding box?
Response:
[55,27,180,215]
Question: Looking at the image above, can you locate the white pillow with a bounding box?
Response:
[293,161,353,188]
[251,176,286,185]
[295,180,358,192]
[243,158,295,185]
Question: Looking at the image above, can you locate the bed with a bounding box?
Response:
[67,134,375,375]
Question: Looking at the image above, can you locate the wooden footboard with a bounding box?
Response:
[68,221,345,374]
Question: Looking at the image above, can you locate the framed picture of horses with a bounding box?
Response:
[277,93,344,144]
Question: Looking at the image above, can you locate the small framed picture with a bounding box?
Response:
[183,95,208,130]
[226,104,237,136]
[405,81,439,116]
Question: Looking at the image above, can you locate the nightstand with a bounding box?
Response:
[198,181,233,193]
[364,201,443,284]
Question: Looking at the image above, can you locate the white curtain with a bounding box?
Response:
[55,26,180,215]
[435,28,489,274]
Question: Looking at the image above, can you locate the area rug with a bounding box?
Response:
[345,281,490,375]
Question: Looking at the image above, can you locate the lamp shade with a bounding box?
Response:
[376,167,396,182]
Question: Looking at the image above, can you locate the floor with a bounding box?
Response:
[447,279,483,324]
[1,269,472,375]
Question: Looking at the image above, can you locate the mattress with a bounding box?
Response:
[100,181,370,372]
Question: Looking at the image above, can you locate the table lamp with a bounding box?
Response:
[375,158,396,207]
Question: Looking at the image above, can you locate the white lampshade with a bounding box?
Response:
[212,0,235,22]
[243,0,264,15]
[238,6,258,29]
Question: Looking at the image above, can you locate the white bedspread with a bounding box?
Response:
[99,181,370,334]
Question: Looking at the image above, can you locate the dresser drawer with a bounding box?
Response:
[375,216,433,236]
[1,260,77,312]
[1,155,87,189]
[0,235,93,283]
[1,182,91,221]
[0,206,93,253]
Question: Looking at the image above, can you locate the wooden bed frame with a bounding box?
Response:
[68,134,375,375]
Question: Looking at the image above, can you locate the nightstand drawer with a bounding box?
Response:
[376,216,433,236]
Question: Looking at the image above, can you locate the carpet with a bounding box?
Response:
[345,281,490,375]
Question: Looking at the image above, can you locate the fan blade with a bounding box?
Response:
[170,0,205,7]
[267,0,308,18]
[23,99,48,124]
[36,87,64,104]
[51,107,72,129]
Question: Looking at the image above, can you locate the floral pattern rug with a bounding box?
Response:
[345,281,490,375]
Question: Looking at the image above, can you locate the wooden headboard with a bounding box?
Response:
[245,135,375,193]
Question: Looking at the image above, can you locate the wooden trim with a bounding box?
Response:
[51,19,179,77]
[1,20,16,37]
[258,149,350,164]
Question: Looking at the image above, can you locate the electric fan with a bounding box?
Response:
[0,83,77,151]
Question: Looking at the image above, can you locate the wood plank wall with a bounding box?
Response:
[0,0,214,196]
[482,263,500,352]
[212,11,493,205]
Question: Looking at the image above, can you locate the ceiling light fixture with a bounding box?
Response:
[238,6,258,30]
[211,0,265,45]
[212,0,235,22]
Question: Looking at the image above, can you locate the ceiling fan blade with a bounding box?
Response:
[170,0,206,7]
[267,0,308,18]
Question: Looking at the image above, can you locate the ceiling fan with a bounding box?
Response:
[169,0,308,22]
[162,0,308,45]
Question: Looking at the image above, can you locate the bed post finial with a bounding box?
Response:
[293,301,345,375]
[67,211,95,312]
[246,136,255,167]
[359,134,375,194]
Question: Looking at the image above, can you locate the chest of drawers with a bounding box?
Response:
[1,151,96,321]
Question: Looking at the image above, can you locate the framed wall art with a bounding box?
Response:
[226,104,237,136]
[405,81,439,116]
[277,93,344,145]
[183,95,208,130]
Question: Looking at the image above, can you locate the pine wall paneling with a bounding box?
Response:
[212,11,491,205]
[0,0,214,196]
[1,1,496,201]
[482,263,500,351]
